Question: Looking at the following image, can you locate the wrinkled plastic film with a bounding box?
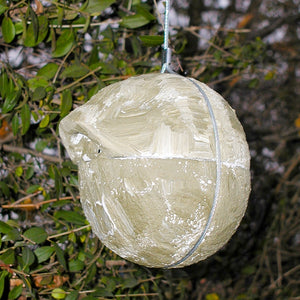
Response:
[59,73,251,268]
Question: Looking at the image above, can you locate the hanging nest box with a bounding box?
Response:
[59,73,251,268]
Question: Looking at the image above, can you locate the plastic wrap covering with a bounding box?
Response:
[59,73,251,268]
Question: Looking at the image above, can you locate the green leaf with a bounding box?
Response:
[35,140,48,152]
[8,284,23,300]
[57,6,64,27]
[0,271,8,299]
[83,0,116,16]
[54,210,87,225]
[2,92,20,113]
[27,77,49,90]
[121,277,139,289]
[69,174,78,186]
[91,287,114,297]
[34,246,54,263]
[22,247,35,267]
[15,166,23,177]
[248,78,259,88]
[95,62,119,75]
[205,293,220,300]
[24,227,48,244]
[60,90,73,117]
[2,79,20,113]
[53,243,67,270]
[264,70,275,80]
[29,6,39,42]
[0,249,15,264]
[242,265,256,275]
[85,263,97,284]
[139,35,164,46]
[37,63,59,80]
[61,64,89,79]
[0,181,10,197]
[121,6,155,29]
[0,220,14,234]
[65,291,79,300]
[53,166,63,198]
[2,16,15,43]
[101,276,116,292]
[0,71,8,98]
[51,288,66,300]
[24,15,49,47]
[26,184,40,194]
[39,114,50,128]
[12,113,19,136]
[14,22,23,35]
[25,166,34,180]
[68,259,85,272]
[32,86,46,101]
[24,13,49,47]
[21,103,31,135]
[0,4,8,16]
[52,30,75,58]
[36,15,48,43]
[0,221,21,242]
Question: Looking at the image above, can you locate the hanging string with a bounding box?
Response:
[161,0,175,73]
[160,1,222,268]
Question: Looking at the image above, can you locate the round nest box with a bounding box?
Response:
[59,73,251,268]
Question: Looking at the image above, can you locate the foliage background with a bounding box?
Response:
[0,0,299,299]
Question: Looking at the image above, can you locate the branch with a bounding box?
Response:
[2,144,63,163]
[2,196,80,210]
[47,225,90,240]
[250,13,300,40]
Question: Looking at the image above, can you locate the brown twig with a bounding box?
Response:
[269,264,300,289]
[47,225,90,240]
[2,144,63,163]
[2,195,80,210]
[56,65,103,93]
[275,153,300,194]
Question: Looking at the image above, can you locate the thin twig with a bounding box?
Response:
[56,65,103,93]
[275,153,300,193]
[45,19,121,29]
[176,25,251,33]
[184,27,240,59]
[276,239,283,287]
[209,71,243,85]
[47,225,90,240]
[2,196,80,210]
[2,144,63,163]
[115,293,160,298]
[269,264,300,289]
[52,44,78,85]
[10,191,42,205]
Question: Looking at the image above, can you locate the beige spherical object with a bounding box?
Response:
[59,73,251,268]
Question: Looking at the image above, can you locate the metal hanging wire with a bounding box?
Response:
[161,0,175,73]
[160,0,222,268]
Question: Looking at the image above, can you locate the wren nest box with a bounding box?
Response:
[59,73,251,268]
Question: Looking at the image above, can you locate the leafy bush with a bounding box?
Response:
[1,0,298,299]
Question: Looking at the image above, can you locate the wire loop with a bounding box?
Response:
[165,79,222,268]
[160,0,221,268]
